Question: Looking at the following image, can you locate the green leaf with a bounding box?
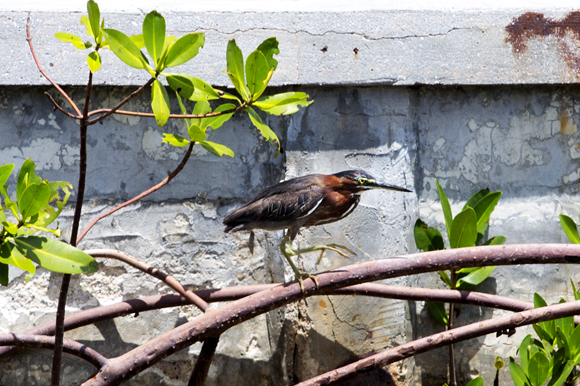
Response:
[518,334,533,373]
[571,278,580,301]
[465,377,484,386]
[533,323,554,344]
[17,159,41,204]
[483,235,506,245]
[0,242,36,279]
[438,270,453,288]
[188,124,206,142]
[190,77,221,101]
[191,100,211,129]
[35,181,72,228]
[509,357,531,386]
[253,92,313,116]
[549,360,575,386]
[456,266,495,289]
[166,74,195,99]
[87,51,101,72]
[80,15,94,38]
[436,179,453,238]
[165,32,205,68]
[414,219,445,251]
[559,214,580,244]
[449,207,478,249]
[245,50,271,100]
[473,191,502,234]
[151,79,170,126]
[143,11,166,67]
[162,133,190,147]
[54,33,92,49]
[0,262,7,286]
[0,164,14,187]
[246,106,280,156]
[200,141,235,158]
[257,37,279,70]
[13,236,98,274]
[226,39,249,100]
[19,181,51,220]
[200,103,236,130]
[528,351,550,386]
[87,0,101,44]
[130,34,145,49]
[556,326,572,360]
[426,301,448,325]
[534,293,556,341]
[463,188,491,210]
[568,323,580,361]
[174,91,190,127]
[554,302,574,339]
[103,28,148,69]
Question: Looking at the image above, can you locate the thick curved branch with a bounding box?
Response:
[86,78,155,125]
[0,333,107,369]
[84,244,580,385]
[0,283,537,359]
[188,337,220,386]
[77,141,194,244]
[87,249,209,312]
[26,14,81,117]
[296,300,580,386]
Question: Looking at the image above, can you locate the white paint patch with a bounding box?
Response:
[48,113,61,130]
[62,144,80,166]
[0,138,62,170]
[142,127,182,161]
[433,137,445,152]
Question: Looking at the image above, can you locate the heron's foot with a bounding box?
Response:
[295,272,320,292]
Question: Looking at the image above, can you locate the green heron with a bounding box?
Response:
[223,170,412,291]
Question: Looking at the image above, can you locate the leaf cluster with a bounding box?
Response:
[413,179,504,325]
[0,160,97,285]
[509,287,580,386]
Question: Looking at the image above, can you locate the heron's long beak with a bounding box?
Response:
[369,181,412,193]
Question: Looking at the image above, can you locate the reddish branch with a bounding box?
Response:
[188,337,220,386]
[84,244,580,385]
[76,141,194,243]
[87,249,209,312]
[0,283,539,359]
[26,14,81,117]
[0,333,107,369]
[295,300,580,386]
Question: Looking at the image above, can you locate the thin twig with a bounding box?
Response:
[87,99,248,122]
[26,13,81,117]
[76,141,194,243]
[188,337,220,386]
[86,249,209,312]
[448,270,457,386]
[50,273,71,386]
[86,78,155,125]
[296,300,580,386]
[45,93,81,120]
[0,333,107,369]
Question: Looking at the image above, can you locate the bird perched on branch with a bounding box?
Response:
[223,170,412,291]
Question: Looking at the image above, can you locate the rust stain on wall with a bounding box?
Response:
[506,11,580,72]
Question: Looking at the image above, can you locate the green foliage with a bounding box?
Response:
[414,180,504,324]
[559,214,580,244]
[465,377,484,386]
[0,160,97,285]
[510,291,580,386]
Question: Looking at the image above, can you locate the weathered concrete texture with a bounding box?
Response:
[6,6,580,87]
[1,83,580,386]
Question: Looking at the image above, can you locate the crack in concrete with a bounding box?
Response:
[327,296,372,334]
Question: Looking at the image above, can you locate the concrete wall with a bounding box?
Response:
[1,3,580,386]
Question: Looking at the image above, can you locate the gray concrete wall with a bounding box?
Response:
[1,3,580,386]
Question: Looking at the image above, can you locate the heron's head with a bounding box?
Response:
[333,170,412,193]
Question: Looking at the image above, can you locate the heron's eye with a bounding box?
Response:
[358,177,374,185]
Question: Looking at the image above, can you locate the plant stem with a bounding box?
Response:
[188,337,220,386]
[51,70,92,386]
[448,269,457,386]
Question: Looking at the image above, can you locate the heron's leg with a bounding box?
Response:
[289,243,355,265]
[279,232,319,292]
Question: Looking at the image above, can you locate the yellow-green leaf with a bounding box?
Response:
[246,106,280,155]
[560,214,580,244]
[166,74,194,99]
[151,79,170,126]
[201,103,236,130]
[143,11,166,67]
[19,182,51,220]
[54,33,92,50]
[162,133,190,147]
[87,0,101,44]
[0,164,14,187]
[449,207,477,249]
[188,124,206,142]
[13,236,98,274]
[165,32,205,68]
[253,92,313,116]
[87,51,101,72]
[226,39,249,100]
[200,141,234,158]
[190,77,220,101]
[245,50,270,100]
[103,28,148,69]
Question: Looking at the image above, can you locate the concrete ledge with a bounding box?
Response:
[4,2,580,86]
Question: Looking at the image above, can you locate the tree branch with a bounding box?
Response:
[188,337,220,386]
[44,93,81,120]
[295,300,580,386]
[76,140,194,244]
[0,333,107,369]
[87,249,209,312]
[84,244,580,385]
[26,13,81,117]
